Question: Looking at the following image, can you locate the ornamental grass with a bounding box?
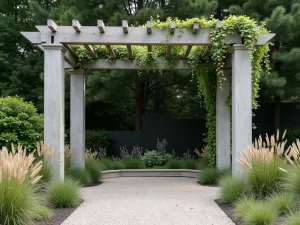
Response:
[0,145,43,184]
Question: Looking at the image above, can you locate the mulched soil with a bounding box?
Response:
[197,181,218,187]
[215,199,286,225]
[214,199,242,225]
[37,181,102,225]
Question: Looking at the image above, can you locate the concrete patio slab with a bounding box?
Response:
[61,177,234,225]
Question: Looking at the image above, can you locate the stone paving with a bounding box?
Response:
[62,177,235,225]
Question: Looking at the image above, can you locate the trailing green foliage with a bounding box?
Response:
[46,178,81,208]
[266,192,295,215]
[123,158,145,169]
[85,159,103,183]
[198,167,230,185]
[0,96,43,150]
[248,157,285,198]
[218,175,249,204]
[141,150,172,167]
[66,169,91,185]
[183,159,198,169]
[0,178,42,225]
[166,159,182,169]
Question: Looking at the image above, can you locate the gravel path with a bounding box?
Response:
[61,177,234,225]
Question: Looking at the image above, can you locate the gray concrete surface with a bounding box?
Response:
[61,177,234,225]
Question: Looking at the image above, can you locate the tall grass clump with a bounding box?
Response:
[247,157,285,198]
[99,158,113,170]
[198,167,230,185]
[112,161,125,170]
[166,159,182,169]
[266,192,295,215]
[85,158,102,183]
[218,175,249,204]
[235,197,278,224]
[46,178,81,208]
[238,131,288,198]
[285,213,300,225]
[183,159,198,169]
[0,145,44,225]
[66,168,91,185]
[123,158,145,169]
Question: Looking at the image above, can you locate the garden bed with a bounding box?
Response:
[37,199,84,225]
[102,169,200,179]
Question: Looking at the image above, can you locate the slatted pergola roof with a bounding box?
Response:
[21,19,275,70]
[20,19,275,180]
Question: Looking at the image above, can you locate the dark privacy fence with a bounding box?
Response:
[106,102,300,157]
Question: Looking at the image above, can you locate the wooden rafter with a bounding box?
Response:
[84,45,97,58]
[21,19,276,69]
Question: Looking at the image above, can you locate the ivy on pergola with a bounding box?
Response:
[21,16,275,179]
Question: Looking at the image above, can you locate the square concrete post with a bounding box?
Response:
[43,44,66,180]
[216,70,231,169]
[70,69,85,169]
[232,44,252,177]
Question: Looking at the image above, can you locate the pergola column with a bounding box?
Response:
[232,44,252,177]
[43,44,66,180]
[216,70,231,169]
[70,69,85,169]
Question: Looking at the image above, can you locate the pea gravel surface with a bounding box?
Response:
[61,177,235,225]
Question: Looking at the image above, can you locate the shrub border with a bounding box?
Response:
[102,169,200,179]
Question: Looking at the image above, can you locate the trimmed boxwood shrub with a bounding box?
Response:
[0,96,43,150]
[141,150,172,167]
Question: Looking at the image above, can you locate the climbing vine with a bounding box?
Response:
[73,15,271,166]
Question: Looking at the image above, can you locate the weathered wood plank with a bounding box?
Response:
[29,25,275,46]
[21,32,41,44]
[72,19,81,32]
[106,45,116,58]
[193,23,199,34]
[63,44,77,58]
[122,20,128,33]
[183,46,192,59]
[64,49,78,68]
[47,19,57,32]
[80,59,214,70]
[84,45,97,58]
[170,21,176,34]
[98,20,105,33]
[126,45,134,59]
[166,46,172,57]
[147,21,152,34]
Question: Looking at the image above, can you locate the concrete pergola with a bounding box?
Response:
[21,19,275,180]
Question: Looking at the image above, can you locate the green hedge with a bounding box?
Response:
[0,96,43,150]
[66,130,112,151]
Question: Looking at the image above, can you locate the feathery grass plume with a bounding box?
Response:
[0,145,42,184]
[237,130,287,169]
[85,149,98,160]
[285,139,300,164]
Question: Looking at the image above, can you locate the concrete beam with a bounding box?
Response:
[232,44,252,177]
[70,69,86,170]
[216,70,231,169]
[42,44,66,180]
